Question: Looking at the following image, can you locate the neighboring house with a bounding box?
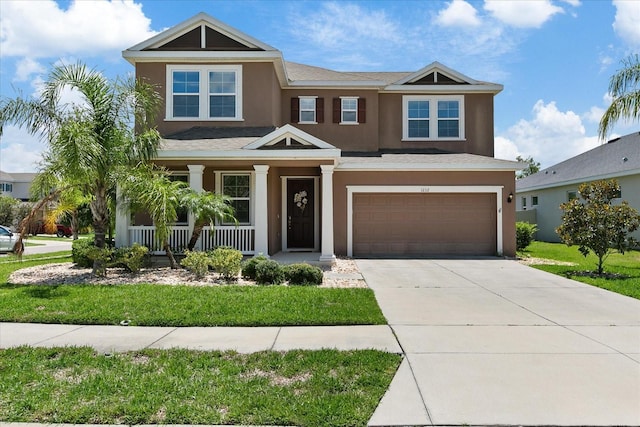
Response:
[115,12,520,260]
[0,170,36,201]
[516,131,640,242]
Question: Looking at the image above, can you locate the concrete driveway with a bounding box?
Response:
[361,258,640,426]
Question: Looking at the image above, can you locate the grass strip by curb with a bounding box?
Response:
[0,346,401,427]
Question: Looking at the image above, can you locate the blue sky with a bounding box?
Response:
[1,0,639,172]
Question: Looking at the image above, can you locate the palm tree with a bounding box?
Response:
[119,165,189,269]
[599,54,640,140]
[180,190,237,251]
[0,62,161,256]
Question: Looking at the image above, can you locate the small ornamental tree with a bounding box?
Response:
[556,179,640,275]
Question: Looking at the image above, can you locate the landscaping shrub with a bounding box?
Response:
[210,247,243,280]
[255,259,285,285]
[72,238,96,268]
[516,221,538,251]
[112,243,150,273]
[181,250,211,278]
[241,254,268,280]
[284,263,323,286]
[85,247,114,277]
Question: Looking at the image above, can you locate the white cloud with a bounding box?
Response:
[0,125,46,173]
[435,0,481,27]
[0,0,157,59]
[13,58,46,82]
[483,0,564,28]
[583,105,604,124]
[495,100,600,167]
[560,0,581,6]
[291,2,400,51]
[612,0,640,48]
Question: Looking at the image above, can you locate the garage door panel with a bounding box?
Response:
[353,193,496,257]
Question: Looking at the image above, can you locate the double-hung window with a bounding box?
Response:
[403,95,464,140]
[222,174,250,224]
[299,97,317,123]
[341,97,358,123]
[167,65,242,120]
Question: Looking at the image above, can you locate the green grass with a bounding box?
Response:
[520,241,640,299]
[0,346,401,426]
[0,254,386,326]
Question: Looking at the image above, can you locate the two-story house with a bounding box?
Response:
[115,12,520,261]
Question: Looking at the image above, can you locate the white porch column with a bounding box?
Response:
[114,185,129,248]
[319,164,336,263]
[187,165,205,249]
[253,165,270,256]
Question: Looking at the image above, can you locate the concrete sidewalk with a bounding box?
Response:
[0,322,401,354]
[361,258,640,427]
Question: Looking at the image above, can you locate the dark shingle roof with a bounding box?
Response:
[164,126,276,140]
[517,131,640,191]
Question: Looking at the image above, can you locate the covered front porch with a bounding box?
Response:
[115,125,340,263]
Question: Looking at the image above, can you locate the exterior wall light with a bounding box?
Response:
[507,192,513,203]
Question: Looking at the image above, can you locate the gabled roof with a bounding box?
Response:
[244,124,338,150]
[393,62,478,85]
[517,131,640,192]
[123,12,502,94]
[125,12,278,53]
[157,125,341,160]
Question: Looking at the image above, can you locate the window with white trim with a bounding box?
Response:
[402,95,464,140]
[341,97,358,123]
[0,183,13,192]
[166,65,242,120]
[299,97,317,123]
[532,196,538,206]
[222,174,250,224]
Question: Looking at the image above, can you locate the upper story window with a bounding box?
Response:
[299,97,317,123]
[402,95,464,141]
[166,64,242,121]
[291,97,324,124]
[341,98,358,123]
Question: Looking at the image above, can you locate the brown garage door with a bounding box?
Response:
[353,193,496,257]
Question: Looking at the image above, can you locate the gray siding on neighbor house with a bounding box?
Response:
[518,173,640,243]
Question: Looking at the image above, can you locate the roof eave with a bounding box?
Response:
[382,84,504,94]
[122,50,284,65]
[516,168,640,193]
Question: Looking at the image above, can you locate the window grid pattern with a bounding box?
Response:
[299,98,316,123]
[437,100,460,138]
[408,100,430,138]
[172,71,200,118]
[222,174,250,224]
[341,98,357,123]
[209,71,236,118]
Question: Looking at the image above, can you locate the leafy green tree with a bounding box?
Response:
[556,179,640,275]
[0,195,18,226]
[516,155,541,179]
[0,62,161,260]
[598,54,640,140]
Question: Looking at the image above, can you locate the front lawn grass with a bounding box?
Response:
[0,256,386,326]
[520,241,640,299]
[0,346,401,426]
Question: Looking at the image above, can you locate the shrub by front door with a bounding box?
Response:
[287,178,314,249]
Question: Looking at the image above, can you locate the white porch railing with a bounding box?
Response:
[127,225,255,255]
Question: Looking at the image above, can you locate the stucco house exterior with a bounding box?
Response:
[0,170,36,201]
[115,12,520,261]
[516,131,640,242]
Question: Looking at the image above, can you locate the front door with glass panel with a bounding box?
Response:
[287,178,314,249]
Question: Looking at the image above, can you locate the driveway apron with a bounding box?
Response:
[361,258,640,427]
